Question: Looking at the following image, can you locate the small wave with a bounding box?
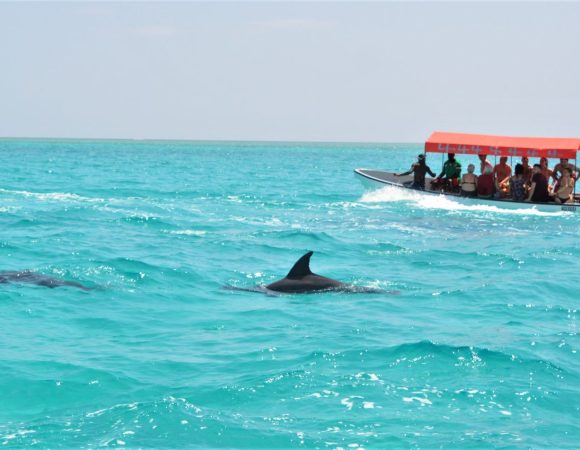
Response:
[119,215,173,228]
[0,188,105,204]
[359,242,414,256]
[322,201,385,210]
[167,230,207,236]
[0,394,301,448]
[250,229,340,244]
[86,258,163,287]
[295,340,568,375]
[231,216,288,227]
[359,186,570,217]
[0,206,21,213]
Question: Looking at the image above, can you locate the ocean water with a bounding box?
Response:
[0,139,578,449]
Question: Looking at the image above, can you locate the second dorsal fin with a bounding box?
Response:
[286,251,314,279]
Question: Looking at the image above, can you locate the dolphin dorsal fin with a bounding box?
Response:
[286,251,314,279]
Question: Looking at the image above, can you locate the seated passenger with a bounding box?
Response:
[493,156,512,196]
[460,164,478,197]
[477,166,495,198]
[552,167,574,204]
[431,153,462,192]
[526,164,550,203]
[509,163,527,202]
[395,154,436,190]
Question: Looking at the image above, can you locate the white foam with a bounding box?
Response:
[402,396,432,406]
[0,188,104,203]
[340,397,354,410]
[168,230,207,236]
[359,186,569,217]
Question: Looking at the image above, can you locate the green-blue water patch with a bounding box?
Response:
[0,139,578,448]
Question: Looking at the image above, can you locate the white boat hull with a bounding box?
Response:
[354,168,580,213]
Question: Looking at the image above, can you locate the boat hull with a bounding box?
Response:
[354,168,580,213]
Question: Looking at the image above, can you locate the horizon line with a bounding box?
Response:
[0,136,422,146]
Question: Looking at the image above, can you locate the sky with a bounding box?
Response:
[0,1,579,142]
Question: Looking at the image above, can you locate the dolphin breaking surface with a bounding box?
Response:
[228,251,396,294]
[0,271,92,291]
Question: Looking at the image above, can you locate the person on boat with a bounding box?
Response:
[394,154,436,190]
[539,157,554,186]
[460,164,478,197]
[526,164,550,203]
[493,156,512,196]
[509,163,527,202]
[551,167,574,204]
[478,154,493,175]
[432,153,461,191]
[553,158,579,182]
[520,156,533,185]
[477,165,495,198]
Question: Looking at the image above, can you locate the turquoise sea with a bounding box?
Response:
[0,139,578,448]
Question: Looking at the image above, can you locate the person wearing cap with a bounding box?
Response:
[395,154,436,190]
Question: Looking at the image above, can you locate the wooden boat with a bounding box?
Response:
[355,132,580,213]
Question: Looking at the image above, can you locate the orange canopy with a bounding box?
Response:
[425,131,580,160]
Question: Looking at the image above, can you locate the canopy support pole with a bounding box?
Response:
[575,157,577,201]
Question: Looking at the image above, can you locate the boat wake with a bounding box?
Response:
[359,186,569,217]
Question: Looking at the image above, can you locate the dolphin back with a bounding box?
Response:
[286,251,314,279]
[0,271,92,291]
[265,252,345,293]
[234,251,397,295]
